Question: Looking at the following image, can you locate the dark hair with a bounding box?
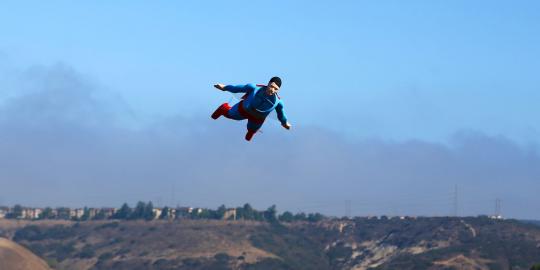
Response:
[269,76,282,88]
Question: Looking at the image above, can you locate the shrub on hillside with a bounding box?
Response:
[53,242,76,262]
[98,252,113,261]
[95,222,119,230]
[78,245,96,259]
[15,225,76,242]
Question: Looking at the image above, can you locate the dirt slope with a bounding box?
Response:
[0,237,51,270]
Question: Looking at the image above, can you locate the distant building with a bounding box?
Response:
[0,206,8,218]
[29,208,42,219]
[152,208,162,219]
[223,208,237,220]
[169,208,177,219]
[88,208,99,219]
[175,207,192,218]
[179,207,203,215]
[20,208,39,219]
[101,208,117,219]
[0,207,44,220]
[155,208,176,219]
[70,209,85,219]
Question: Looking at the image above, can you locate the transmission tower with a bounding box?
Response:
[453,184,458,217]
[495,198,502,217]
[345,200,351,218]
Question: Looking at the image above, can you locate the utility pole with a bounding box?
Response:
[453,185,458,217]
[156,197,163,208]
[345,200,351,218]
[171,182,176,207]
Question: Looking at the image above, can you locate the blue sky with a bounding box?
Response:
[1,1,540,218]
[1,0,539,142]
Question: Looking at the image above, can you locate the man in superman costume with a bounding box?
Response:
[211,76,291,141]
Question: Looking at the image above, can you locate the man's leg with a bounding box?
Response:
[245,120,264,141]
[224,102,246,120]
[212,102,245,120]
[211,103,231,119]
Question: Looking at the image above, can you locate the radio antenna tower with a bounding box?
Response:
[495,198,502,217]
[345,200,351,218]
[453,185,458,217]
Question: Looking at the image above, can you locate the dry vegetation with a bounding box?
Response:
[1,217,540,270]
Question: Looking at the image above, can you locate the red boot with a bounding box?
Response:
[211,103,231,119]
[245,129,257,141]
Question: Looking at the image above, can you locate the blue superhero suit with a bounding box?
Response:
[211,84,288,141]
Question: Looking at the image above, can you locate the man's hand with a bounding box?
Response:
[214,84,226,91]
[282,122,291,130]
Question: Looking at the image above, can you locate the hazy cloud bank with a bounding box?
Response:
[0,63,538,219]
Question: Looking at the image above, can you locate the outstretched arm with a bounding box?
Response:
[275,101,291,129]
[214,83,255,93]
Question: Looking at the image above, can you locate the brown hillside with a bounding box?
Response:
[0,237,51,270]
[5,217,540,269]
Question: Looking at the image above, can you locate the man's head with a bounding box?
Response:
[266,76,282,95]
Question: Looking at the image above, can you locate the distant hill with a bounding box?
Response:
[2,217,540,270]
[520,219,540,227]
[0,237,51,270]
